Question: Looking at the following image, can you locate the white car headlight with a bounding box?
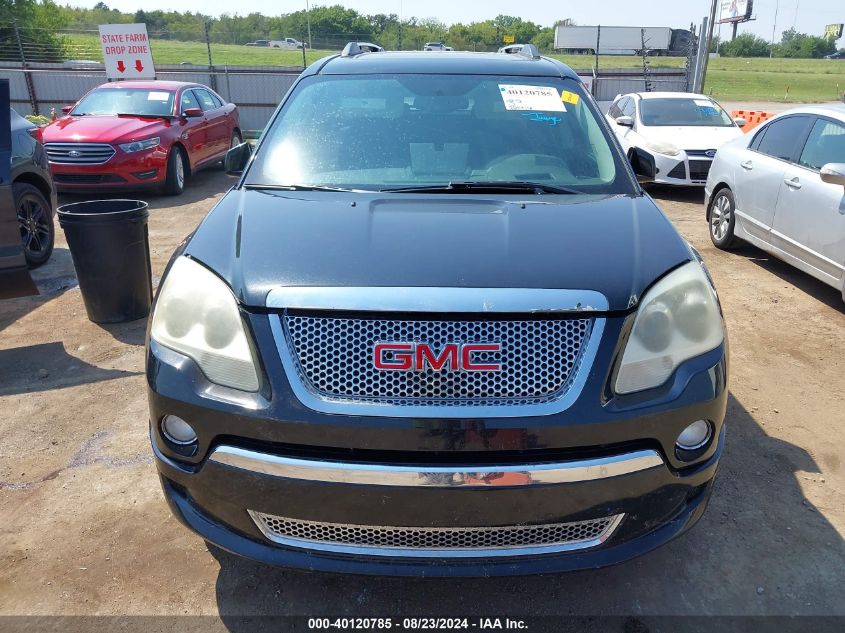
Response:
[644,139,681,157]
[151,257,260,392]
[615,261,724,394]
[119,137,160,153]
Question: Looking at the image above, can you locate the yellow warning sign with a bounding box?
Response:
[503,35,515,43]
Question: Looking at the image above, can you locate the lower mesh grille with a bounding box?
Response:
[249,511,623,556]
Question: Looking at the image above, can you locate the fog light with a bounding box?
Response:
[162,415,197,445]
[676,419,711,451]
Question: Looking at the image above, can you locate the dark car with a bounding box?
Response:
[146,45,728,576]
[10,108,56,269]
[823,51,845,59]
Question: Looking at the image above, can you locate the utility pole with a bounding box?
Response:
[770,0,779,58]
[305,0,312,49]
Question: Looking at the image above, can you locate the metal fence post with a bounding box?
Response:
[13,19,39,115]
[302,36,307,68]
[204,21,218,92]
[594,26,601,76]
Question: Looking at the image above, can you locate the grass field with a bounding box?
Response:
[61,34,845,103]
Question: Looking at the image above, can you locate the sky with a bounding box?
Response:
[68,0,844,42]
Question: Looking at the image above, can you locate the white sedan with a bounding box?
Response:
[705,104,845,301]
[605,92,745,186]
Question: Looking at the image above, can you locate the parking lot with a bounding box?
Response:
[1,170,844,622]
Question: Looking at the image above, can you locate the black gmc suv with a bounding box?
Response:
[146,44,728,576]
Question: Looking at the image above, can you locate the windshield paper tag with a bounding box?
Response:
[147,91,170,101]
[561,90,580,105]
[693,99,714,108]
[499,85,566,112]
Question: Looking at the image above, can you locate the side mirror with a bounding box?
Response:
[61,105,73,114]
[615,115,634,127]
[225,142,253,175]
[629,147,656,184]
[820,163,845,187]
[733,117,747,128]
[182,107,203,118]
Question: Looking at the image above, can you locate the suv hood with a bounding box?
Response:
[42,115,167,144]
[185,190,692,312]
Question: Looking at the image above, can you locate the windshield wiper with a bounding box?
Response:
[116,113,174,119]
[243,183,359,193]
[380,181,584,195]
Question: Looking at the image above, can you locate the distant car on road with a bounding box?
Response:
[823,51,844,59]
[606,92,744,186]
[423,42,452,51]
[498,44,525,54]
[270,38,306,49]
[37,81,241,196]
[705,104,845,302]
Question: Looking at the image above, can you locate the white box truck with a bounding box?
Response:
[554,26,673,55]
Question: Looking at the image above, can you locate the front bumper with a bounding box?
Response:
[148,307,728,576]
[652,152,713,187]
[153,427,723,576]
[49,146,168,190]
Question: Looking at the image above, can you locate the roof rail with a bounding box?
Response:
[341,41,384,57]
[341,42,363,57]
[516,43,541,60]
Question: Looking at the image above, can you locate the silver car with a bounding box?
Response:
[705,104,845,301]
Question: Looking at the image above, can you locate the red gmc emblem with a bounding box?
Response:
[373,342,502,372]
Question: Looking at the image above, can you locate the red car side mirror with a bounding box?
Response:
[182,108,203,118]
[61,105,73,114]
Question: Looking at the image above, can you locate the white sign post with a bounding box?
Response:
[98,23,155,80]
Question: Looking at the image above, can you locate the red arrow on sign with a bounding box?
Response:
[116,60,126,73]
[135,59,144,72]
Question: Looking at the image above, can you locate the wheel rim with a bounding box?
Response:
[711,194,731,241]
[17,194,51,257]
[175,152,185,188]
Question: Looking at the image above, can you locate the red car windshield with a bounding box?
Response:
[72,88,176,117]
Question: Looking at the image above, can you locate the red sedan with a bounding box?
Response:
[38,81,241,195]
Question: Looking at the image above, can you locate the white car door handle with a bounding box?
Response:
[783,177,801,189]
[740,160,753,170]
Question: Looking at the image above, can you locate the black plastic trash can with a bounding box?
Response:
[57,199,152,324]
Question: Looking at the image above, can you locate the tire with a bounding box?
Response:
[14,182,54,268]
[708,187,740,250]
[163,146,187,196]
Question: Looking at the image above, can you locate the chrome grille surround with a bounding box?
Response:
[279,314,594,409]
[45,142,116,165]
[249,511,624,557]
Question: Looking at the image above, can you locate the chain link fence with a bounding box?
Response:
[1,22,689,128]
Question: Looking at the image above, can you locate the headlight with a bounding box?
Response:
[150,257,260,391]
[615,261,723,394]
[119,137,160,153]
[644,139,680,156]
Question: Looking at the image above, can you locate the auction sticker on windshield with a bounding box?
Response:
[499,85,566,112]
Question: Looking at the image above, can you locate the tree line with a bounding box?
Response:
[713,29,841,58]
[2,0,842,61]
[4,1,556,53]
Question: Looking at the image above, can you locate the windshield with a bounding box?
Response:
[246,74,633,193]
[639,98,734,127]
[72,88,175,116]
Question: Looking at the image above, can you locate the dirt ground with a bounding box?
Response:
[0,169,843,625]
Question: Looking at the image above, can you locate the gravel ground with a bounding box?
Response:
[0,171,843,625]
